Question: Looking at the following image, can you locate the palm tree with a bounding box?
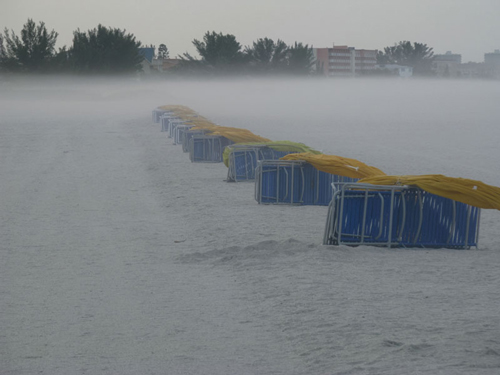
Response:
[377,41,434,75]
[246,38,288,74]
[286,42,315,75]
[184,31,246,74]
[1,19,58,72]
[158,44,169,59]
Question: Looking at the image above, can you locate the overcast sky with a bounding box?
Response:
[2,0,499,63]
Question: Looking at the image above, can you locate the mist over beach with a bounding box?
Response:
[1,77,500,374]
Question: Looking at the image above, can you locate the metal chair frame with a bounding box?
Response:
[173,125,195,145]
[254,160,356,205]
[167,119,186,139]
[323,183,481,249]
[227,144,302,182]
[160,113,175,132]
[182,129,208,153]
[188,134,233,163]
[152,109,170,123]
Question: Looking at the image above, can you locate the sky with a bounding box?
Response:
[2,0,499,63]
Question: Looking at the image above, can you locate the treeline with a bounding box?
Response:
[176,32,316,76]
[0,19,142,75]
[376,41,435,76]
[0,19,316,76]
[1,18,438,77]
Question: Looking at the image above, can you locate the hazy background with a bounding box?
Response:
[2,76,499,185]
[2,0,500,62]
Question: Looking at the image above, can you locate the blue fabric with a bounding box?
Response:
[229,147,300,182]
[191,136,233,162]
[256,162,357,205]
[139,47,155,63]
[332,189,479,248]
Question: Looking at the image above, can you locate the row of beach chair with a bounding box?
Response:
[152,106,498,249]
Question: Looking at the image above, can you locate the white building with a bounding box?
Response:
[375,64,413,78]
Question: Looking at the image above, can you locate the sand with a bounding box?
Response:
[1,77,499,374]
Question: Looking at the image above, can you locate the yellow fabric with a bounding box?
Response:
[187,124,271,144]
[280,153,386,179]
[357,175,500,210]
[158,105,196,116]
[159,105,270,143]
[184,119,217,128]
[188,122,219,130]
[265,141,321,155]
[158,105,212,123]
[209,127,271,144]
[222,141,321,167]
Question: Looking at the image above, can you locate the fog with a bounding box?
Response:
[1,76,500,374]
[5,76,499,176]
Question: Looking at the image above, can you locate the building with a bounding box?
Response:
[313,44,377,77]
[138,47,155,74]
[434,51,462,77]
[483,49,500,79]
[484,49,500,67]
[457,62,483,79]
[150,58,182,72]
[138,47,182,74]
[435,51,462,64]
[375,64,413,78]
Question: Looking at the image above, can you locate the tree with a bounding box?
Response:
[245,38,288,74]
[286,42,315,75]
[49,46,71,73]
[180,31,247,74]
[0,34,4,57]
[377,41,435,76]
[69,25,142,74]
[1,18,58,73]
[158,44,169,59]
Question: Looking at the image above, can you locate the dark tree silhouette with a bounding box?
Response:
[1,19,58,72]
[180,31,247,74]
[177,32,316,76]
[286,42,315,75]
[377,41,435,76]
[69,25,142,74]
[246,38,288,74]
[158,44,169,59]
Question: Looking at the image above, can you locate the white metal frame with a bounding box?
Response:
[323,182,481,249]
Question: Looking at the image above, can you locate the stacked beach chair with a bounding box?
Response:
[187,125,271,163]
[224,142,318,182]
[254,153,383,206]
[156,106,201,145]
[189,134,233,162]
[323,174,500,249]
[152,108,170,124]
[254,160,356,205]
[152,105,500,249]
[153,105,271,163]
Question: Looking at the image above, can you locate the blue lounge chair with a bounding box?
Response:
[227,144,301,182]
[255,160,357,205]
[189,134,233,163]
[323,183,481,249]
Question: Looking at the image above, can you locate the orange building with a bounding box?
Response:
[314,44,377,77]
